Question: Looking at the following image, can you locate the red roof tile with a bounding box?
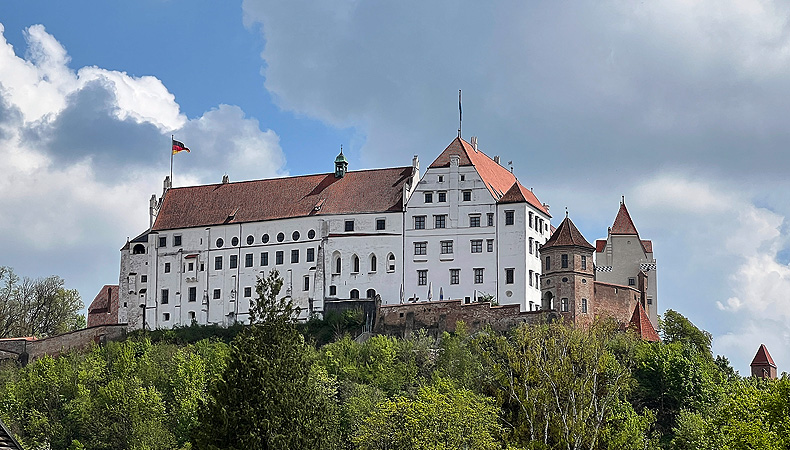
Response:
[153,167,413,231]
[750,344,776,368]
[641,240,653,253]
[88,285,120,327]
[611,202,639,235]
[595,239,606,252]
[429,138,549,215]
[542,216,594,250]
[630,302,660,342]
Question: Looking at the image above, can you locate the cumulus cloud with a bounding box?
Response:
[0,23,286,305]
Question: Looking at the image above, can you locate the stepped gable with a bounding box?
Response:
[595,239,606,252]
[429,137,549,215]
[0,417,23,450]
[611,202,639,235]
[751,344,776,368]
[629,301,660,342]
[542,216,594,250]
[153,166,412,231]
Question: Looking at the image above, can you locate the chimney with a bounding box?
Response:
[494,155,500,165]
[163,176,171,193]
[412,155,419,172]
[222,174,229,184]
[149,194,158,228]
[543,203,550,213]
[471,136,478,151]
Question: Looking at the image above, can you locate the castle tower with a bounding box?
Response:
[539,215,595,328]
[750,344,777,379]
[334,148,348,178]
[595,199,658,328]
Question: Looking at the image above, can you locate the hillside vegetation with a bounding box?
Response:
[1,270,787,450]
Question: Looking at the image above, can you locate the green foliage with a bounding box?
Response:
[660,310,712,354]
[352,378,502,450]
[127,322,246,345]
[299,308,365,346]
[193,269,341,450]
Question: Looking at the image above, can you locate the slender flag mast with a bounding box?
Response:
[458,90,462,138]
[170,135,174,186]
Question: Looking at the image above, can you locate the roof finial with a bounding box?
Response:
[621,195,625,205]
[340,144,343,154]
[458,89,462,139]
[565,207,568,219]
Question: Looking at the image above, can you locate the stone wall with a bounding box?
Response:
[0,324,128,365]
[593,282,640,325]
[376,299,554,338]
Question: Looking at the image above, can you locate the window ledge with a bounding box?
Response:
[413,256,428,262]
[439,255,454,261]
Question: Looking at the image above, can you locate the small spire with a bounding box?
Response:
[621,195,625,205]
[565,207,569,218]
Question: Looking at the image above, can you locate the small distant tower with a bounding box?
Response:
[539,215,595,328]
[750,344,777,379]
[334,147,349,178]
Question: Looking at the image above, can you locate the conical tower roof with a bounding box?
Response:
[542,215,594,250]
[611,201,639,235]
[750,344,776,368]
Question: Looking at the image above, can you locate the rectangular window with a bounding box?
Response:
[545,256,551,270]
[441,240,453,254]
[163,312,170,321]
[470,240,483,253]
[505,268,515,284]
[245,253,253,268]
[414,216,426,230]
[561,298,569,312]
[376,218,386,230]
[188,262,194,271]
[628,277,636,286]
[261,252,269,266]
[414,242,427,255]
[329,285,337,296]
[345,220,354,232]
[229,254,238,269]
[188,287,197,302]
[158,236,166,247]
[213,289,221,300]
[474,268,484,284]
[647,298,653,305]
[450,269,460,285]
[200,263,205,271]
[276,251,284,265]
[438,175,444,182]
[214,256,223,270]
[486,239,494,252]
[535,272,540,289]
[244,287,252,298]
[161,289,169,304]
[581,255,587,270]
[529,270,534,286]
[141,275,147,282]
[539,218,544,234]
[438,192,447,202]
[188,311,196,321]
[487,213,494,226]
[306,248,315,262]
[561,254,568,268]
[435,215,446,229]
[424,192,433,203]
[505,210,515,225]
[463,190,472,201]
[469,215,480,227]
[460,174,465,181]
[581,298,588,313]
[174,235,182,246]
[291,249,299,263]
[529,237,534,255]
[303,276,310,291]
[529,212,534,229]
[417,270,428,286]
[164,262,170,273]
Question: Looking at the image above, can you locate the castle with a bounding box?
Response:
[98,136,658,334]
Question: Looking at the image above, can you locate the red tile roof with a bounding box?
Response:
[641,240,653,253]
[429,138,549,215]
[751,344,777,368]
[542,216,594,250]
[153,167,413,231]
[595,239,606,252]
[629,302,660,342]
[87,285,120,327]
[611,202,639,235]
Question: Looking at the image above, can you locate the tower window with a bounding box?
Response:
[306,248,315,262]
[581,255,587,270]
[164,263,170,273]
[244,287,252,297]
[188,287,197,302]
[174,235,182,246]
[329,285,337,296]
[581,298,588,313]
[561,298,569,312]
[505,268,514,284]
[213,289,221,299]
[505,210,515,225]
[345,220,354,232]
[161,289,169,304]
[159,236,167,247]
[628,277,636,286]
[561,254,568,268]
[376,218,386,230]
[545,256,551,270]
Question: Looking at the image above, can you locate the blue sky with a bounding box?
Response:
[2,0,790,373]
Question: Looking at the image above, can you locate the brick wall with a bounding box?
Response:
[0,324,127,365]
[593,282,639,325]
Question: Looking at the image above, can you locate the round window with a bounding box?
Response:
[308,229,316,239]
[277,232,285,242]
[246,235,254,245]
[216,238,224,248]
[562,277,568,282]
[582,279,587,284]
[262,234,270,243]
[292,231,300,241]
[231,237,239,246]
[545,279,551,285]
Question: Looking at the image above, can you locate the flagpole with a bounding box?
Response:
[170,135,174,187]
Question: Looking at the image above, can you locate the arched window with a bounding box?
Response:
[335,257,342,274]
[366,288,376,298]
[133,244,146,254]
[352,255,360,273]
[387,253,396,272]
[370,254,377,272]
[350,289,360,299]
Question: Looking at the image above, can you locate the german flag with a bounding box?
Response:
[172,139,190,155]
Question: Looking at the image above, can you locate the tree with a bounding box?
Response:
[193,269,340,449]
[660,310,712,354]
[0,266,85,338]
